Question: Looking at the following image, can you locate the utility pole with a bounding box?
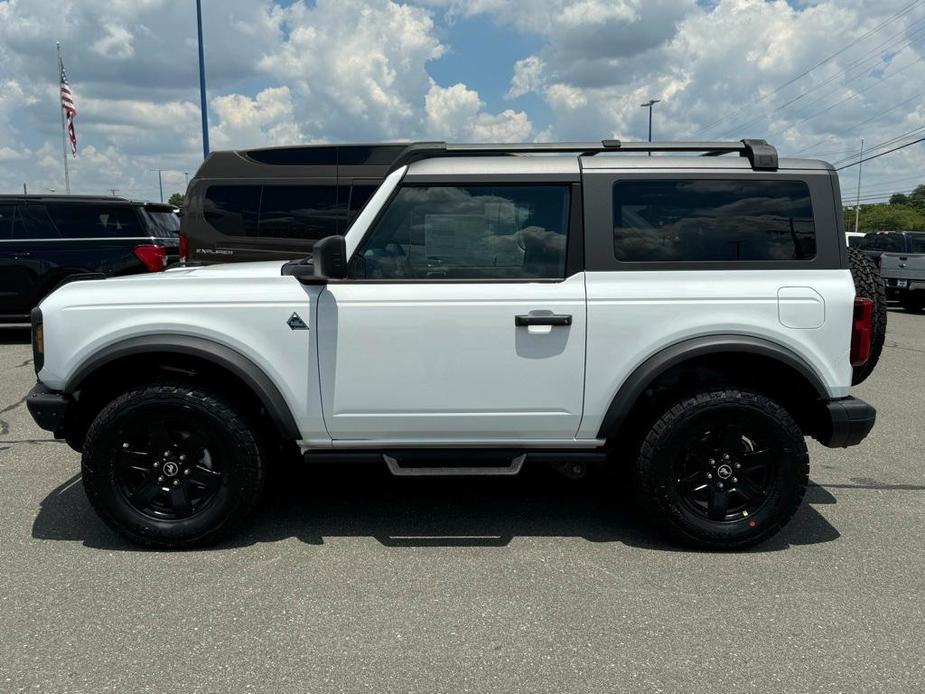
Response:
[196,0,210,159]
[641,99,660,156]
[108,188,119,197]
[149,170,164,203]
[854,138,864,234]
[184,171,190,189]
[23,183,27,195]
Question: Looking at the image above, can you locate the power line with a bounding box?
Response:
[836,134,925,170]
[794,86,925,155]
[693,0,925,136]
[718,19,925,138]
[833,123,925,166]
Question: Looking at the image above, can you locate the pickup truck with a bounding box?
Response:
[857,230,925,312]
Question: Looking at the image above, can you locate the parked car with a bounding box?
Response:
[181,144,407,263]
[0,195,179,323]
[856,230,925,311]
[28,139,880,551]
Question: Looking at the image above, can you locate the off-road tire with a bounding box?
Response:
[634,389,809,550]
[82,382,265,549]
[848,248,886,384]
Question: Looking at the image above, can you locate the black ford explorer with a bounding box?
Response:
[0,195,179,324]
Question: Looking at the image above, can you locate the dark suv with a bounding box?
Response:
[0,195,179,323]
[181,144,407,263]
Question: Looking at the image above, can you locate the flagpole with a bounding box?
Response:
[56,42,71,194]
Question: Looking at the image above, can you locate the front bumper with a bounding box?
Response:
[815,396,876,448]
[26,382,71,436]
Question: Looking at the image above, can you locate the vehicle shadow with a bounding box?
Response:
[31,462,841,553]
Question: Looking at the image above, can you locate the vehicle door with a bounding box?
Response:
[316,181,587,443]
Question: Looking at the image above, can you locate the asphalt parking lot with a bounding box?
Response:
[1,313,923,694]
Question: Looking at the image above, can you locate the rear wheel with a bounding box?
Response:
[848,248,886,384]
[634,389,809,550]
[81,382,265,548]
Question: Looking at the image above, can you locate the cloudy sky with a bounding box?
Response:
[1,0,924,204]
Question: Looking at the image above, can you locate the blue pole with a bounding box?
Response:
[196,0,210,158]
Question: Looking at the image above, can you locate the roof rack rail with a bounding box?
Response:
[388,138,778,173]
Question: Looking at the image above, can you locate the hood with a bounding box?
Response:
[162,260,289,279]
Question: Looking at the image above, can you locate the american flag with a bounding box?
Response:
[59,58,77,156]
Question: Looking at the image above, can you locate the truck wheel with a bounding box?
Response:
[634,389,809,550]
[81,382,265,549]
[900,292,924,313]
[848,248,886,384]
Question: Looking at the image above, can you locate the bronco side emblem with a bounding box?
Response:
[287,312,308,330]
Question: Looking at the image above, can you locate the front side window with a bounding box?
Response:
[613,179,816,262]
[350,185,570,280]
[47,204,142,239]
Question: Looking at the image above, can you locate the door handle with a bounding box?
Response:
[515,313,572,327]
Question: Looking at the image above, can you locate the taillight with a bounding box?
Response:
[134,244,167,272]
[873,255,882,271]
[179,233,188,263]
[850,297,874,367]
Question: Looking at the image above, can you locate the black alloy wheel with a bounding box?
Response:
[113,408,224,520]
[82,382,265,549]
[634,389,809,550]
[674,419,780,523]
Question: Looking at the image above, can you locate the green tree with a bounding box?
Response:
[168,192,185,208]
[910,184,925,208]
[844,203,925,231]
[889,193,909,205]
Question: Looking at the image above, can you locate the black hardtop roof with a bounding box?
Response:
[0,193,136,203]
[192,138,780,181]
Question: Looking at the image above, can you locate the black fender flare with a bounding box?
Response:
[596,334,829,439]
[64,334,301,440]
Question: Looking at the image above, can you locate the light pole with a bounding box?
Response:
[854,138,864,234]
[196,0,210,159]
[641,99,660,156]
[149,169,164,203]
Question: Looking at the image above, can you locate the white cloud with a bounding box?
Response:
[209,87,303,149]
[426,82,533,141]
[91,23,135,60]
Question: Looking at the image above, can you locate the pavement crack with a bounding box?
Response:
[15,358,33,368]
[884,342,925,354]
[0,394,28,435]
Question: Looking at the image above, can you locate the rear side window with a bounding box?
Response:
[612,179,816,262]
[47,204,143,239]
[906,233,925,253]
[0,205,14,239]
[202,185,260,236]
[141,209,180,237]
[259,185,341,239]
[858,232,905,253]
[203,184,347,240]
[351,185,570,280]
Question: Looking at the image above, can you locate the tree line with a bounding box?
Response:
[845,183,925,231]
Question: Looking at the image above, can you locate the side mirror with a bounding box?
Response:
[313,235,348,281]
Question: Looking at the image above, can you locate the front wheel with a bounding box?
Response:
[634,389,809,550]
[81,382,266,548]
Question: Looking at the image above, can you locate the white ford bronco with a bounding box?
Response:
[27,140,881,550]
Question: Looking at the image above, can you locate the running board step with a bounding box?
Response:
[383,453,526,477]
